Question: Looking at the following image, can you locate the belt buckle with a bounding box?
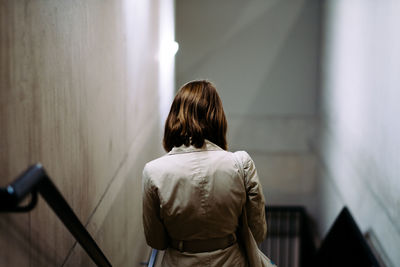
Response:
[178,240,184,252]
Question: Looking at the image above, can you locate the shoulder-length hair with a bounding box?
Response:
[163,80,228,151]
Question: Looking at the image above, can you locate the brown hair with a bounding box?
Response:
[163,80,228,151]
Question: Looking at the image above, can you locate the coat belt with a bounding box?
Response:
[170,233,236,253]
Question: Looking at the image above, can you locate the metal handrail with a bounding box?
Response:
[147,249,158,267]
[0,164,112,267]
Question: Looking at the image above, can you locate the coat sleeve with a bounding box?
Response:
[241,152,267,243]
[142,165,169,250]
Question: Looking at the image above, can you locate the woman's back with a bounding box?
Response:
[143,140,245,242]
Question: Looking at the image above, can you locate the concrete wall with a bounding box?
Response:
[0,0,174,266]
[176,0,321,216]
[319,1,400,265]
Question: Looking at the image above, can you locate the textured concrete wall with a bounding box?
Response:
[0,0,173,266]
[176,0,321,216]
[319,1,400,266]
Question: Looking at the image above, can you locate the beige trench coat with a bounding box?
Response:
[142,140,267,267]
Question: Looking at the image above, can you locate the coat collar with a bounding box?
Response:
[168,140,223,155]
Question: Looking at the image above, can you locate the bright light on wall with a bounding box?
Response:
[158,40,179,63]
[172,41,179,55]
[158,0,176,132]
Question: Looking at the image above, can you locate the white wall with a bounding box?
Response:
[176,0,321,216]
[158,0,176,127]
[0,0,175,266]
[319,0,400,265]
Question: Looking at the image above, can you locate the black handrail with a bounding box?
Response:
[0,164,112,267]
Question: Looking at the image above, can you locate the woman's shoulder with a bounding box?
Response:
[142,155,174,188]
[232,150,252,163]
[143,154,170,173]
[232,150,258,174]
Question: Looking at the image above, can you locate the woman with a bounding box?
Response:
[142,80,267,266]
